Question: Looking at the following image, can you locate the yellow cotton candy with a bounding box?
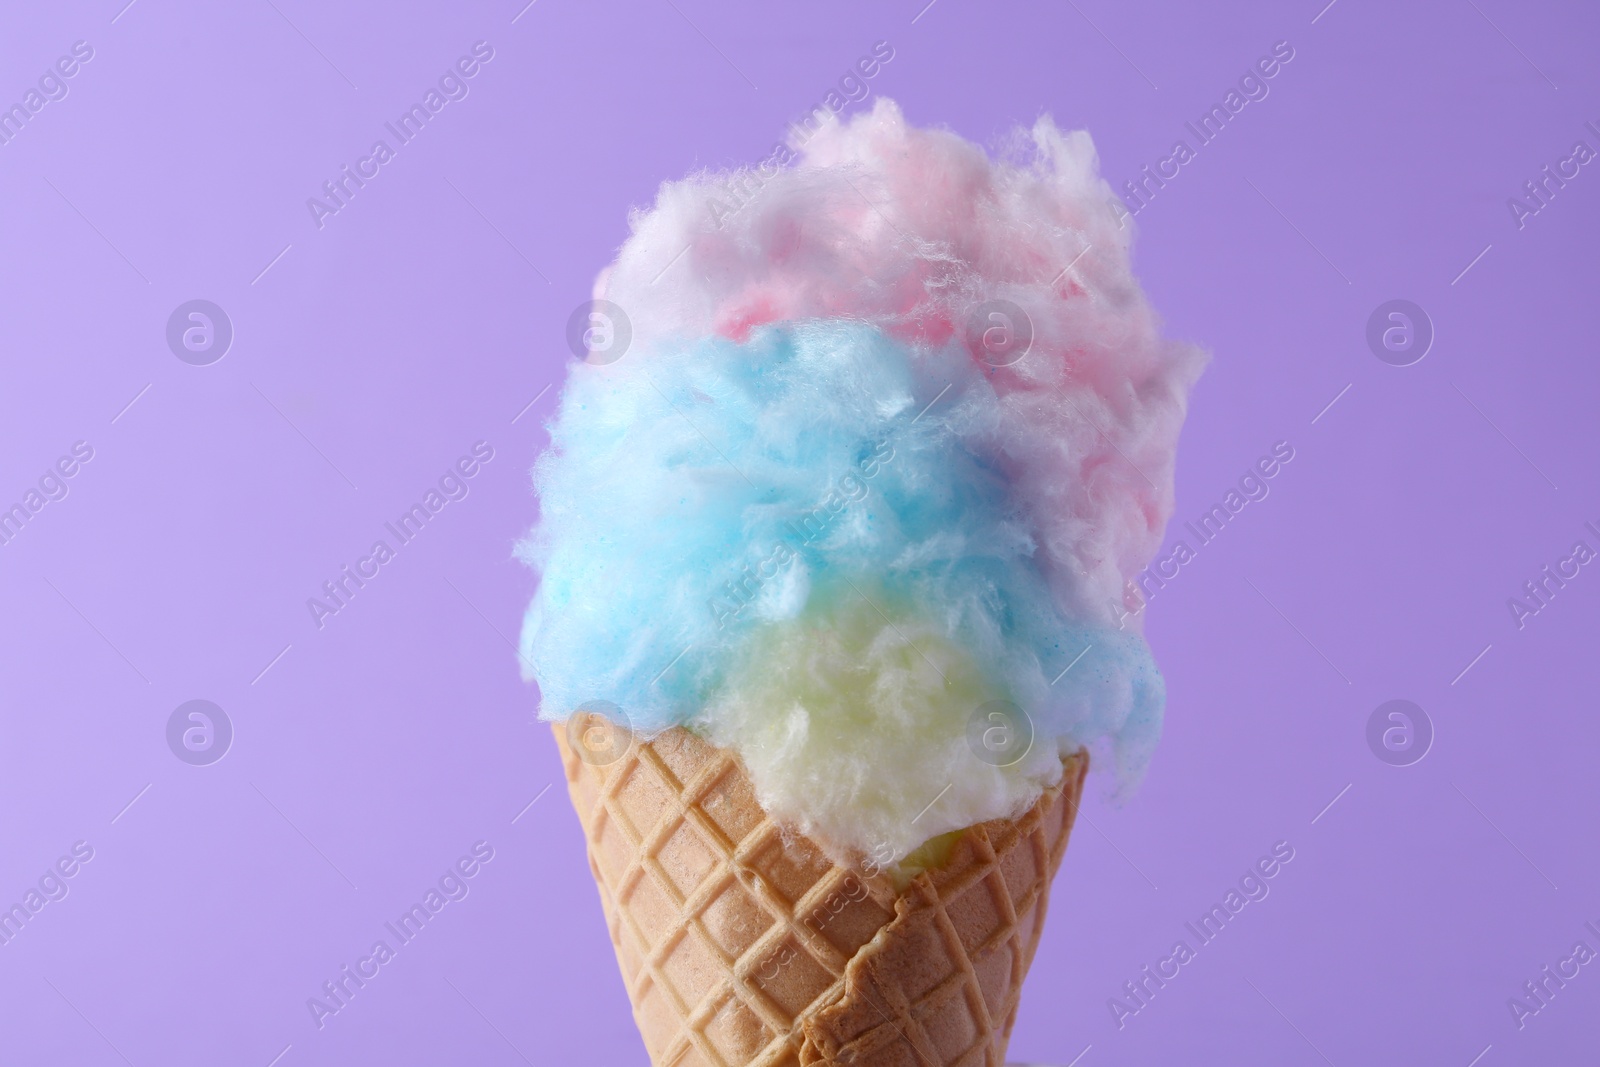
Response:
[695,581,1067,866]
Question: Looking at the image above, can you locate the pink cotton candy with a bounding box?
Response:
[591,98,1205,630]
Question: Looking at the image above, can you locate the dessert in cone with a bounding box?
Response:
[555,715,1088,1067]
[518,100,1203,1067]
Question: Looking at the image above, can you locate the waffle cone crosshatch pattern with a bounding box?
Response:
[554,720,1088,1067]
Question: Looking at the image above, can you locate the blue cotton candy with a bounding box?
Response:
[520,320,1165,860]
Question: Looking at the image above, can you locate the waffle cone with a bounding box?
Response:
[554,718,1088,1066]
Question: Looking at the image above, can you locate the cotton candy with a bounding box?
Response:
[518,99,1204,865]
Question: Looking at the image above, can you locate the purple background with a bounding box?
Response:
[2,0,1597,1063]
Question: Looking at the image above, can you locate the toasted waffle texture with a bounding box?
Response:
[555,718,1087,1066]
